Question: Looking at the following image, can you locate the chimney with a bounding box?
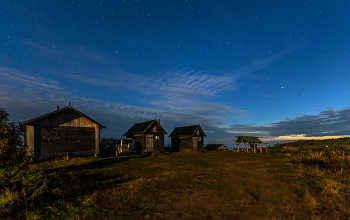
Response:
[69,101,71,107]
[158,119,160,124]
[57,106,59,110]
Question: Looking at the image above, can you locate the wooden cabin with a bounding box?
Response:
[204,144,228,152]
[169,125,206,152]
[124,119,167,153]
[20,104,106,158]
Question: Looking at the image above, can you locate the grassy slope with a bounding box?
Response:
[31,151,350,220]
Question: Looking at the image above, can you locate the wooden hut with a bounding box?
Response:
[169,125,206,152]
[235,136,262,153]
[204,144,228,152]
[124,119,167,153]
[20,103,106,158]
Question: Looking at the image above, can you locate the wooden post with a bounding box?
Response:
[266,143,268,153]
[237,143,239,153]
[260,143,262,153]
[253,143,256,153]
[246,142,249,153]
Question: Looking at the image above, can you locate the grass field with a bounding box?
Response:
[20,151,350,219]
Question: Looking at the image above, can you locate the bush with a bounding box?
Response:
[0,109,78,218]
[0,108,29,185]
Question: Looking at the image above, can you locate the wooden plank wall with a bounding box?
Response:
[24,125,35,156]
[24,110,101,158]
[171,135,204,151]
[197,136,204,151]
[179,136,194,151]
[41,126,95,158]
[153,134,165,151]
[31,110,96,128]
[34,126,42,158]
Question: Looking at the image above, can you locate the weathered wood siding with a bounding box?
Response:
[32,110,96,128]
[196,136,204,151]
[95,126,100,155]
[24,125,35,156]
[179,136,193,151]
[217,145,227,151]
[148,125,165,151]
[171,135,204,151]
[24,109,100,158]
[34,126,42,158]
[41,127,95,157]
[153,134,164,151]
[127,123,165,153]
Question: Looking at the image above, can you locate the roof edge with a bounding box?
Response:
[21,106,106,129]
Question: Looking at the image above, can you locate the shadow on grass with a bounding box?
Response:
[42,154,152,198]
[46,154,150,172]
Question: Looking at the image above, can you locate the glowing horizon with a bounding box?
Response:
[261,135,350,143]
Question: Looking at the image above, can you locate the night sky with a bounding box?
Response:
[1,0,350,147]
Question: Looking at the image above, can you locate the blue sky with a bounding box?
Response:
[1,0,350,147]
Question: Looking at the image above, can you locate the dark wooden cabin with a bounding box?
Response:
[124,119,167,153]
[169,125,206,152]
[20,104,106,158]
[204,144,228,152]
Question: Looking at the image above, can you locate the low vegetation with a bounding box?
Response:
[1,110,350,220]
[1,148,350,219]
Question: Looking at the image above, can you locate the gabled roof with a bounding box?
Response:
[21,105,106,128]
[204,144,228,150]
[235,136,262,143]
[169,125,206,137]
[124,119,167,135]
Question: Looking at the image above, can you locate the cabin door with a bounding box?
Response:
[146,135,153,151]
[193,137,197,150]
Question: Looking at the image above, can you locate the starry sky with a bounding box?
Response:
[1,0,350,147]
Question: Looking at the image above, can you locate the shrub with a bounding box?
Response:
[0,109,29,186]
[0,109,78,218]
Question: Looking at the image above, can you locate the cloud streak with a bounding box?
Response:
[227,108,350,139]
[0,66,240,142]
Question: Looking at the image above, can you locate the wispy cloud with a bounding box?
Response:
[0,66,63,92]
[0,66,240,141]
[227,47,300,77]
[0,42,304,143]
[227,108,350,139]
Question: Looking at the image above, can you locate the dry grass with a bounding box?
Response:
[28,151,350,219]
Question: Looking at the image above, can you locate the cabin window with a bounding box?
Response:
[155,135,160,141]
[198,137,201,141]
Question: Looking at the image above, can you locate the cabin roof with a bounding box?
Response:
[235,136,262,143]
[169,125,206,137]
[124,119,167,135]
[204,144,228,150]
[21,105,106,128]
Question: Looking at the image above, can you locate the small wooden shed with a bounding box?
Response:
[169,125,206,152]
[235,136,262,153]
[124,119,167,153]
[20,104,106,158]
[204,144,228,152]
